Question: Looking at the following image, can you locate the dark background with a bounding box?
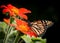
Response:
[0,0,60,43]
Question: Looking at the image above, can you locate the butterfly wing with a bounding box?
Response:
[30,20,53,37]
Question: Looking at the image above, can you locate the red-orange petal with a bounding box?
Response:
[19,8,31,14]
[19,14,28,20]
[3,18,10,24]
[2,8,9,14]
[19,8,31,20]
[16,19,28,25]
[0,5,7,8]
[25,30,37,37]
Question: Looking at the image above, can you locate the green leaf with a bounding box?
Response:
[0,27,3,31]
[21,35,46,43]
[21,35,34,43]
[0,22,8,32]
[31,37,46,43]
[0,22,7,29]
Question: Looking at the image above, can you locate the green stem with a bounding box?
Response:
[13,32,20,43]
[3,25,12,43]
[3,34,7,43]
[3,25,10,43]
[4,34,10,43]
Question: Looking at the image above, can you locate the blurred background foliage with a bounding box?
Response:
[0,0,59,43]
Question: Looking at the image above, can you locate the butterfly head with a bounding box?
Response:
[44,20,54,28]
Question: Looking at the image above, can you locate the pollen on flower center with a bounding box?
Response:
[19,25,28,32]
[11,9,19,14]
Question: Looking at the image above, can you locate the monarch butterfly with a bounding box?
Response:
[28,20,53,37]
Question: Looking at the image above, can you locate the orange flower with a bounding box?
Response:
[15,19,37,37]
[7,4,19,15]
[15,19,29,32]
[0,4,31,20]
[3,18,10,24]
[0,4,16,16]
